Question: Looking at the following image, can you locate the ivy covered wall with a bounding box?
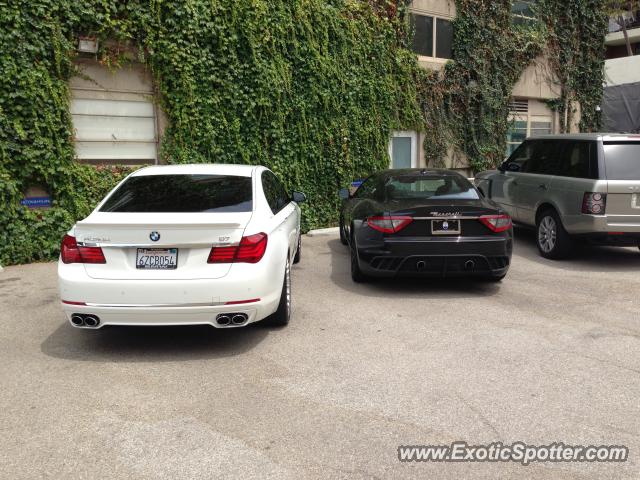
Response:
[0,0,609,265]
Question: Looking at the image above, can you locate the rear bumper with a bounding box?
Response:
[58,261,283,328]
[563,214,640,234]
[60,303,266,329]
[357,236,512,278]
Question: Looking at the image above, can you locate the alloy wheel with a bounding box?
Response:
[538,216,557,253]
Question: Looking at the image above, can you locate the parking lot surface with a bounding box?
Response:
[1,229,639,479]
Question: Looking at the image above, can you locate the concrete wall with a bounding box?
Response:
[605,55,640,86]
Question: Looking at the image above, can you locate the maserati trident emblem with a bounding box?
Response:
[150,231,160,242]
[442,221,449,230]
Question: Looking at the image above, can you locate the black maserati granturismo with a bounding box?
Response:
[339,169,513,282]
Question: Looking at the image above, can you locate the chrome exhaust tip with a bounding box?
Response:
[83,315,100,327]
[416,260,426,271]
[216,315,231,326]
[464,260,475,271]
[231,314,248,325]
[71,314,84,326]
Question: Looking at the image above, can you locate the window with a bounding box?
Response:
[506,99,553,156]
[504,141,534,172]
[411,14,453,60]
[389,131,418,168]
[557,141,598,179]
[384,174,479,200]
[262,171,289,214]
[603,142,640,180]
[512,1,537,26]
[354,176,380,200]
[100,175,253,213]
[524,140,561,175]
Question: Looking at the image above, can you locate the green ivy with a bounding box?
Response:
[0,0,609,265]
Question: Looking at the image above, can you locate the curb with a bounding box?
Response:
[306,227,339,237]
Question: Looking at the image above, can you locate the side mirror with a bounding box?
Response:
[292,191,307,203]
[338,188,350,200]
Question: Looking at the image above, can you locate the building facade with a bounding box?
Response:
[389,0,567,174]
[68,1,570,174]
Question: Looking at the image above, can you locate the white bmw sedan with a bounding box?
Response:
[58,164,305,329]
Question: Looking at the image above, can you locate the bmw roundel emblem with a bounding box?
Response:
[150,231,160,242]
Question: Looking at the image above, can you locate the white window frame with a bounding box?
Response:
[507,112,553,156]
[389,131,418,169]
[410,11,454,63]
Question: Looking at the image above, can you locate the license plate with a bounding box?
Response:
[431,219,461,235]
[136,248,178,269]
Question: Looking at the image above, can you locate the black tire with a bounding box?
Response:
[339,217,348,245]
[350,233,368,283]
[263,260,291,326]
[536,209,573,259]
[293,233,301,264]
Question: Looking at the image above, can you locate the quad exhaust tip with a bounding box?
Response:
[216,313,248,327]
[465,260,475,271]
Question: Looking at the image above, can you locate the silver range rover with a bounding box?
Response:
[475,134,640,259]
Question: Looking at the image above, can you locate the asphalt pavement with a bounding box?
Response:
[1,228,639,479]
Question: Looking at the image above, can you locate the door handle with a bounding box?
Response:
[512,180,519,186]
[538,184,548,190]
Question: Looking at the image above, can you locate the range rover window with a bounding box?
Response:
[504,141,533,172]
[524,140,560,175]
[603,142,640,180]
[100,174,253,213]
[556,141,598,179]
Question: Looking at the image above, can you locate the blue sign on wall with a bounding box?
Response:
[351,180,363,188]
[20,197,52,209]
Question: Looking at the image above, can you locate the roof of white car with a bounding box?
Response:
[131,164,259,177]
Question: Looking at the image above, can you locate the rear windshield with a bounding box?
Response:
[384,174,479,200]
[100,174,253,213]
[603,142,640,180]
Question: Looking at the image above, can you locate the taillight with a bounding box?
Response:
[479,215,512,233]
[366,216,413,233]
[582,192,606,215]
[208,233,268,264]
[61,235,106,264]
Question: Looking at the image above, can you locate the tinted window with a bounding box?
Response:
[411,14,434,57]
[603,142,640,180]
[262,171,289,214]
[384,174,479,200]
[435,18,453,59]
[556,141,598,179]
[504,141,533,172]
[100,175,252,213]
[524,140,560,175]
[354,176,380,199]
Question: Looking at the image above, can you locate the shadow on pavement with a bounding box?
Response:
[41,322,271,362]
[326,238,502,299]
[513,226,640,273]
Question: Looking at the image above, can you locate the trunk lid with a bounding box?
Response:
[385,200,501,237]
[606,181,640,226]
[74,212,252,280]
